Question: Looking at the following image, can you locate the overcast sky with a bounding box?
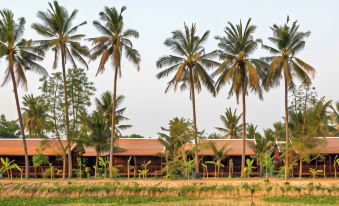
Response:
[0,0,338,138]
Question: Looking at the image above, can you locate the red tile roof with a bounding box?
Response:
[82,138,164,157]
[318,137,339,154]
[0,138,69,156]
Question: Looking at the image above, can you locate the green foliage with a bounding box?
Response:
[167,159,185,179]
[32,153,49,167]
[244,159,256,178]
[0,158,22,179]
[0,114,20,138]
[126,134,145,138]
[309,168,323,179]
[215,108,242,138]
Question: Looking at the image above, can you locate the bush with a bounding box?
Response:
[167,159,185,179]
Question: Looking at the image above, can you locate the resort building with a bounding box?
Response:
[0,137,339,177]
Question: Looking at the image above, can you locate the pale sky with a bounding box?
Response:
[0,0,338,138]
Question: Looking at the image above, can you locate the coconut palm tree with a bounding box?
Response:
[156,23,218,177]
[0,10,46,178]
[213,18,266,177]
[88,6,140,178]
[22,94,49,137]
[215,108,242,139]
[262,16,315,180]
[32,1,89,178]
[205,141,228,177]
[81,110,110,178]
[248,130,274,177]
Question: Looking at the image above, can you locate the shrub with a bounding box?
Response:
[167,160,185,179]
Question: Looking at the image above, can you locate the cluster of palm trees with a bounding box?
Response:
[1,1,335,180]
[0,2,139,178]
[156,17,315,178]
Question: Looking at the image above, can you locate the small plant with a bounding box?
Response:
[183,159,195,180]
[333,158,339,178]
[309,168,323,179]
[293,185,303,196]
[138,160,151,179]
[307,182,315,195]
[85,167,91,179]
[242,183,260,199]
[262,154,274,179]
[201,163,208,178]
[98,157,109,178]
[0,157,22,179]
[244,159,256,178]
[76,157,87,179]
[111,165,122,179]
[32,153,49,178]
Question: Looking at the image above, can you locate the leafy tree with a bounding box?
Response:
[32,152,49,177]
[22,94,49,137]
[262,16,315,180]
[39,73,68,178]
[158,117,192,161]
[273,121,285,141]
[207,133,223,139]
[126,134,145,138]
[0,9,46,178]
[215,108,242,139]
[156,24,217,177]
[213,19,266,178]
[32,1,89,178]
[0,114,20,138]
[67,68,95,137]
[89,6,140,179]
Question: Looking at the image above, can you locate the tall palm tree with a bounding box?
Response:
[32,1,89,178]
[262,16,315,180]
[215,108,242,139]
[22,94,49,137]
[213,19,266,177]
[0,10,46,178]
[156,24,217,177]
[248,130,274,177]
[89,6,140,178]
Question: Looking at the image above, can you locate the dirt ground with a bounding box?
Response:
[1,178,339,187]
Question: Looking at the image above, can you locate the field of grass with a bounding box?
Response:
[0,196,197,206]
[264,196,339,205]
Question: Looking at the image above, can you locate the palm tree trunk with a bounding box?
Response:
[189,67,199,178]
[62,155,66,179]
[259,158,263,178]
[109,66,119,179]
[9,56,29,179]
[241,87,246,178]
[95,155,99,178]
[299,159,303,178]
[284,79,289,181]
[60,45,73,178]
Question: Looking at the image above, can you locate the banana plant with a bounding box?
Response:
[206,161,218,178]
[138,160,151,179]
[244,159,256,178]
[333,158,339,178]
[0,157,21,179]
[112,165,122,179]
[85,167,91,179]
[183,159,195,180]
[262,154,274,179]
[309,168,323,179]
[98,157,109,178]
[76,157,87,179]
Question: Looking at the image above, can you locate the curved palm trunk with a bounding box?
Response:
[109,67,119,179]
[9,57,29,179]
[241,87,246,178]
[61,45,72,178]
[284,79,289,180]
[189,68,199,178]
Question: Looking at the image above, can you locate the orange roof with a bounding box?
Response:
[185,139,255,156]
[0,138,69,156]
[318,137,339,154]
[82,138,164,157]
